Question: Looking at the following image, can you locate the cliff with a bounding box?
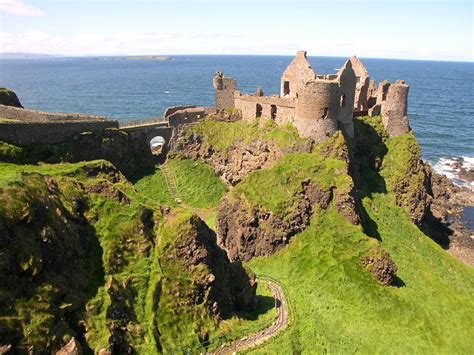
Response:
[0,88,23,108]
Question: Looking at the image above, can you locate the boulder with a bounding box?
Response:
[0,88,22,108]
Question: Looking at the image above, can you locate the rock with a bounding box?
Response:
[216,182,333,261]
[0,344,12,355]
[170,127,311,186]
[459,167,474,183]
[362,248,398,286]
[98,349,112,355]
[0,87,23,108]
[56,337,82,355]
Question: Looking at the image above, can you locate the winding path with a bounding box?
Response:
[212,279,289,354]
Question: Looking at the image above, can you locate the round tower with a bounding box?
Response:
[294,80,340,142]
[381,80,410,137]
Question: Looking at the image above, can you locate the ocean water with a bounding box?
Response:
[0,55,473,186]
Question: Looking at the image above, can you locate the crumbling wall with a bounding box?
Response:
[381,80,410,137]
[234,93,296,126]
[167,107,213,127]
[280,50,316,98]
[336,60,357,137]
[294,80,339,142]
[213,72,236,110]
[0,104,106,122]
[0,121,119,145]
[349,56,370,113]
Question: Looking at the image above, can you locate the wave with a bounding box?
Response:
[433,156,474,190]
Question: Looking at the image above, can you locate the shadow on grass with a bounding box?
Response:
[234,294,276,322]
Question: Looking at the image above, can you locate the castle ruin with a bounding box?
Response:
[213,51,410,142]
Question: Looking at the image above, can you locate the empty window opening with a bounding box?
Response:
[283,81,290,96]
[256,103,263,118]
[321,107,329,119]
[356,77,361,85]
[382,88,388,101]
[149,136,166,155]
[340,94,346,108]
[271,105,277,120]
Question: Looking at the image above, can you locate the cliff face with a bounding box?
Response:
[215,132,361,262]
[0,88,23,108]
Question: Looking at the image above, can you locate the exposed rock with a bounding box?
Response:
[217,182,333,261]
[56,338,82,355]
[98,349,112,355]
[85,181,130,204]
[0,88,22,108]
[0,344,12,355]
[170,127,311,186]
[362,248,398,286]
[167,214,257,316]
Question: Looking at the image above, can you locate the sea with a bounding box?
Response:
[0,55,473,188]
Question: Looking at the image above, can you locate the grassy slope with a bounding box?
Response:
[186,118,308,152]
[243,119,474,353]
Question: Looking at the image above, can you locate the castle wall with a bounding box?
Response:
[382,80,410,137]
[234,92,296,125]
[336,60,357,137]
[0,104,106,122]
[280,50,316,98]
[294,80,339,142]
[213,76,236,110]
[0,120,118,145]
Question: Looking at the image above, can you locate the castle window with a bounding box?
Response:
[283,81,290,96]
[256,103,263,118]
[271,105,277,120]
[340,94,346,108]
[321,107,328,119]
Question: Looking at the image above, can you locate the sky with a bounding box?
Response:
[0,0,472,61]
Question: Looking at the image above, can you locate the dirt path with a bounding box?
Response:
[211,279,289,354]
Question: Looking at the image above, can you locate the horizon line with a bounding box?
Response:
[1,52,473,64]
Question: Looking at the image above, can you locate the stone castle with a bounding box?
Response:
[213,50,410,141]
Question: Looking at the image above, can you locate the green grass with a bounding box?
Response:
[167,158,227,209]
[0,118,20,122]
[232,134,351,219]
[186,118,308,152]
[133,166,177,207]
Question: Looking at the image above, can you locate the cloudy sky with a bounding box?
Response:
[0,0,472,61]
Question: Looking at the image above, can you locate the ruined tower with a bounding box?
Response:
[349,56,370,113]
[294,80,339,143]
[213,71,236,110]
[381,80,410,137]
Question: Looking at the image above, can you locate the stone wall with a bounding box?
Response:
[0,104,107,122]
[0,121,118,145]
[336,60,357,137]
[280,50,316,98]
[167,107,213,127]
[163,105,196,118]
[234,92,296,126]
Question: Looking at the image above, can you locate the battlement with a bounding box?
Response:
[213,50,410,141]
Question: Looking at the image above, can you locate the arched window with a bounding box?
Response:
[256,104,263,118]
[321,107,329,119]
[271,105,277,120]
[340,94,346,108]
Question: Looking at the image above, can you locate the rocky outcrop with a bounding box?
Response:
[217,182,333,261]
[0,88,22,108]
[56,338,82,355]
[161,214,257,318]
[362,247,398,286]
[170,124,311,186]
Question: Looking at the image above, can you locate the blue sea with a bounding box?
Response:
[1,55,473,187]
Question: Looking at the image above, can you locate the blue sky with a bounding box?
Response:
[0,0,472,61]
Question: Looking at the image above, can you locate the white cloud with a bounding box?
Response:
[0,0,44,17]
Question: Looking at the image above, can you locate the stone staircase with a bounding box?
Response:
[160,162,181,204]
